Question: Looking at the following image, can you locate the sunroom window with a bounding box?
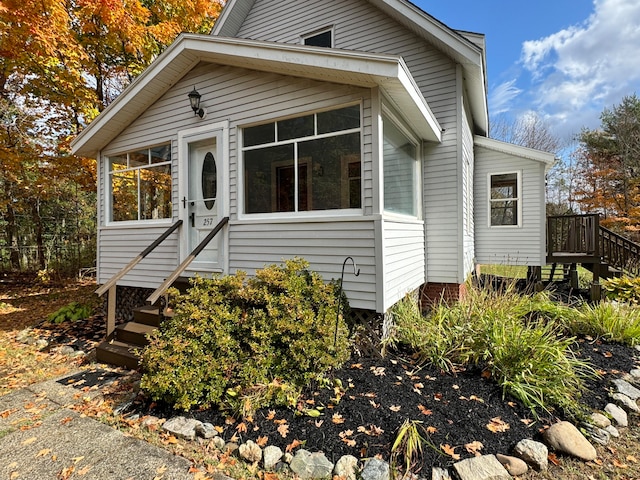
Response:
[107,145,172,222]
[490,172,519,226]
[243,105,361,214]
[383,115,419,217]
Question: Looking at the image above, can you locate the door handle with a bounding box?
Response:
[190,212,195,228]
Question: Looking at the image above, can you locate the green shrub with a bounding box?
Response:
[568,301,640,346]
[140,258,351,413]
[388,285,594,417]
[602,276,640,303]
[47,302,92,324]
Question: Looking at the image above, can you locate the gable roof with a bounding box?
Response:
[474,136,556,170]
[213,0,488,134]
[71,34,442,157]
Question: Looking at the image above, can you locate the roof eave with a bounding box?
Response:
[474,135,556,169]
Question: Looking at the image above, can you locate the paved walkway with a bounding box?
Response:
[0,371,194,480]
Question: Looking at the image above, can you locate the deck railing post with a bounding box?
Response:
[107,285,116,338]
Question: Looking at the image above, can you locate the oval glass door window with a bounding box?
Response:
[202,152,217,210]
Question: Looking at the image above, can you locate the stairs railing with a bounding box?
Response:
[599,225,640,276]
[147,216,229,305]
[95,219,183,337]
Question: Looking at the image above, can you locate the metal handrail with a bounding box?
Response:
[147,216,229,305]
[95,220,183,296]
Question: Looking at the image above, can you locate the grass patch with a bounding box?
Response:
[569,302,640,346]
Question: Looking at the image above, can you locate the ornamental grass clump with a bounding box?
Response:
[140,258,351,414]
[388,284,595,417]
[569,301,640,346]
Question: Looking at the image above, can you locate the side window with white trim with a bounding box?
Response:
[489,172,519,226]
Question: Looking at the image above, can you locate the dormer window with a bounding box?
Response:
[302,27,333,48]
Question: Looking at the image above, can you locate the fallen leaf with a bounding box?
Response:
[188,466,200,473]
[464,441,483,456]
[417,404,432,415]
[332,414,345,424]
[613,459,628,469]
[10,472,19,480]
[370,366,386,376]
[440,443,460,460]
[256,436,268,447]
[22,436,37,445]
[36,448,52,457]
[486,417,510,433]
[426,426,437,434]
[389,405,401,412]
[286,439,302,452]
[351,363,363,369]
[1,409,17,418]
[156,465,168,475]
[603,351,613,358]
[77,465,93,476]
[314,420,323,427]
[72,456,84,464]
[59,465,75,480]
[627,455,638,463]
[277,423,289,438]
[548,452,561,466]
[236,422,247,433]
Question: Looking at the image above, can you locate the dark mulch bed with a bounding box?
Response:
[129,337,639,469]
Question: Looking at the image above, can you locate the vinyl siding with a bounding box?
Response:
[228,220,376,309]
[474,146,546,266]
[236,0,461,284]
[99,63,374,300]
[381,220,425,311]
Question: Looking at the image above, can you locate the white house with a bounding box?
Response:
[72,0,554,321]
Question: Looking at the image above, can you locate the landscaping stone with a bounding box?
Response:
[495,453,528,476]
[543,421,597,461]
[605,425,620,438]
[212,436,225,450]
[431,467,452,480]
[289,449,334,479]
[605,403,628,427]
[334,455,359,480]
[58,345,75,355]
[35,339,49,349]
[239,440,262,463]
[589,412,611,428]
[583,425,610,446]
[263,445,283,471]
[613,379,640,400]
[630,368,640,380]
[195,422,218,439]
[224,442,239,455]
[453,454,510,480]
[612,392,640,413]
[359,458,389,480]
[16,328,34,343]
[513,439,548,471]
[70,350,85,358]
[141,415,160,429]
[162,416,201,441]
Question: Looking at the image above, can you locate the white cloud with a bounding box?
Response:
[519,0,640,136]
[489,79,522,115]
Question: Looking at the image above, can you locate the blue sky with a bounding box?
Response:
[416,0,640,141]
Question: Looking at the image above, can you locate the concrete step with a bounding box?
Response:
[96,340,140,370]
[115,322,156,346]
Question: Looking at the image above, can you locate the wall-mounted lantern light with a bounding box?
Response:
[188,87,206,118]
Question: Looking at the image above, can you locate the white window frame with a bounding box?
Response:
[381,105,422,220]
[239,102,363,220]
[104,143,173,226]
[301,26,334,47]
[488,170,522,228]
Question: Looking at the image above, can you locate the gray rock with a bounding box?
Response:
[70,350,85,358]
[58,345,75,355]
[454,455,511,480]
[543,421,597,461]
[224,442,239,454]
[514,439,548,471]
[360,458,389,480]
[583,425,610,446]
[284,452,294,464]
[334,455,359,480]
[195,422,218,439]
[289,450,334,479]
[162,416,202,441]
[212,436,226,450]
[16,328,33,343]
[589,412,611,428]
[611,393,640,413]
[431,467,452,480]
[605,403,628,427]
[613,379,640,400]
[495,453,528,476]
[263,445,283,471]
[239,440,262,463]
[36,339,49,349]
[141,415,160,428]
[630,368,640,379]
[605,425,620,438]
[636,345,640,353]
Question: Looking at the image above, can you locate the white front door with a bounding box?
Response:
[180,125,227,273]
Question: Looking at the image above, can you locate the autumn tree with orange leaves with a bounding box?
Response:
[0,0,222,272]
[573,94,640,240]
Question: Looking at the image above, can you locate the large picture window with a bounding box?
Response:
[490,172,519,226]
[383,115,419,217]
[107,145,172,222]
[243,105,361,214]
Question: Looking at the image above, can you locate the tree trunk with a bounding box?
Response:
[5,202,21,270]
[31,200,46,270]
